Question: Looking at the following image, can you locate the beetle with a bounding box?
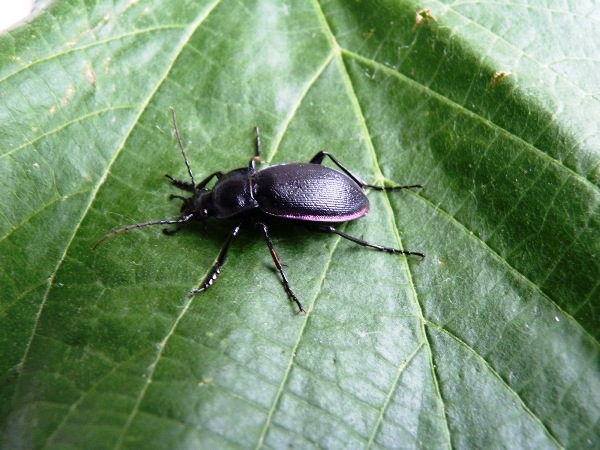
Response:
[95,110,424,312]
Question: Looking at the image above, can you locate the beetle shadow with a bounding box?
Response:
[254,218,333,250]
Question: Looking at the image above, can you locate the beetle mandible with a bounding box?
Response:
[95,110,424,312]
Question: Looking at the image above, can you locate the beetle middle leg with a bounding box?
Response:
[311,224,425,259]
[309,151,423,191]
[257,222,305,313]
[190,222,243,295]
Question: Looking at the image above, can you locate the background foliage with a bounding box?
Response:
[0,0,598,448]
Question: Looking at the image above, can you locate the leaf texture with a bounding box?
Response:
[0,0,598,448]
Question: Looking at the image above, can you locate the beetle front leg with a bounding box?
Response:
[165,174,195,192]
[165,171,224,192]
[162,221,185,236]
[312,224,425,259]
[257,222,305,313]
[190,222,243,295]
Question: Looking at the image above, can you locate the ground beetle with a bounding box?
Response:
[96,110,424,312]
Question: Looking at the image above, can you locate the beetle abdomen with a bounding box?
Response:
[253,163,369,222]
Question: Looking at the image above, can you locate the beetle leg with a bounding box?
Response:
[196,171,225,189]
[165,171,224,192]
[257,222,305,313]
[162,211,194,235]
[162,224,184,235]
[165,174,195,192]
[309,151,423,191]
[309,151,368,186]
[312,225,425,259]
[249,126,262,169]
[190,222,243,296]
[255,126,261,158]
[363,182,424,191]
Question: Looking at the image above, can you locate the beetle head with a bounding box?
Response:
[181,189,214,219]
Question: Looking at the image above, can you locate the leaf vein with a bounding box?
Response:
[314,1,454,447]
[0,26,186,85]
[0,105,135,161]
[426,320,564,448]
[253,227,345,449]
[366,342,426,448]
[341,48,598,192]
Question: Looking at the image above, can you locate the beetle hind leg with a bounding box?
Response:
[312,224,425,259]
[249,126,262,169]
[309,151,423,191]
[362,182,424,192]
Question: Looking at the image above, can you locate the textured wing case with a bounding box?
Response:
[253,163,369,222]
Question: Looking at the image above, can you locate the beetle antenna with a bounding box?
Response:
[170,108,197,188]
[93,214,194,250]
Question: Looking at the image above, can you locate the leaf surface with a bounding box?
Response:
[0,0,598,448]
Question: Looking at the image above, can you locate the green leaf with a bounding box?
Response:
[1,0,598,448]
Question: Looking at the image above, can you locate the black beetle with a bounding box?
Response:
[95,110,424,312]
